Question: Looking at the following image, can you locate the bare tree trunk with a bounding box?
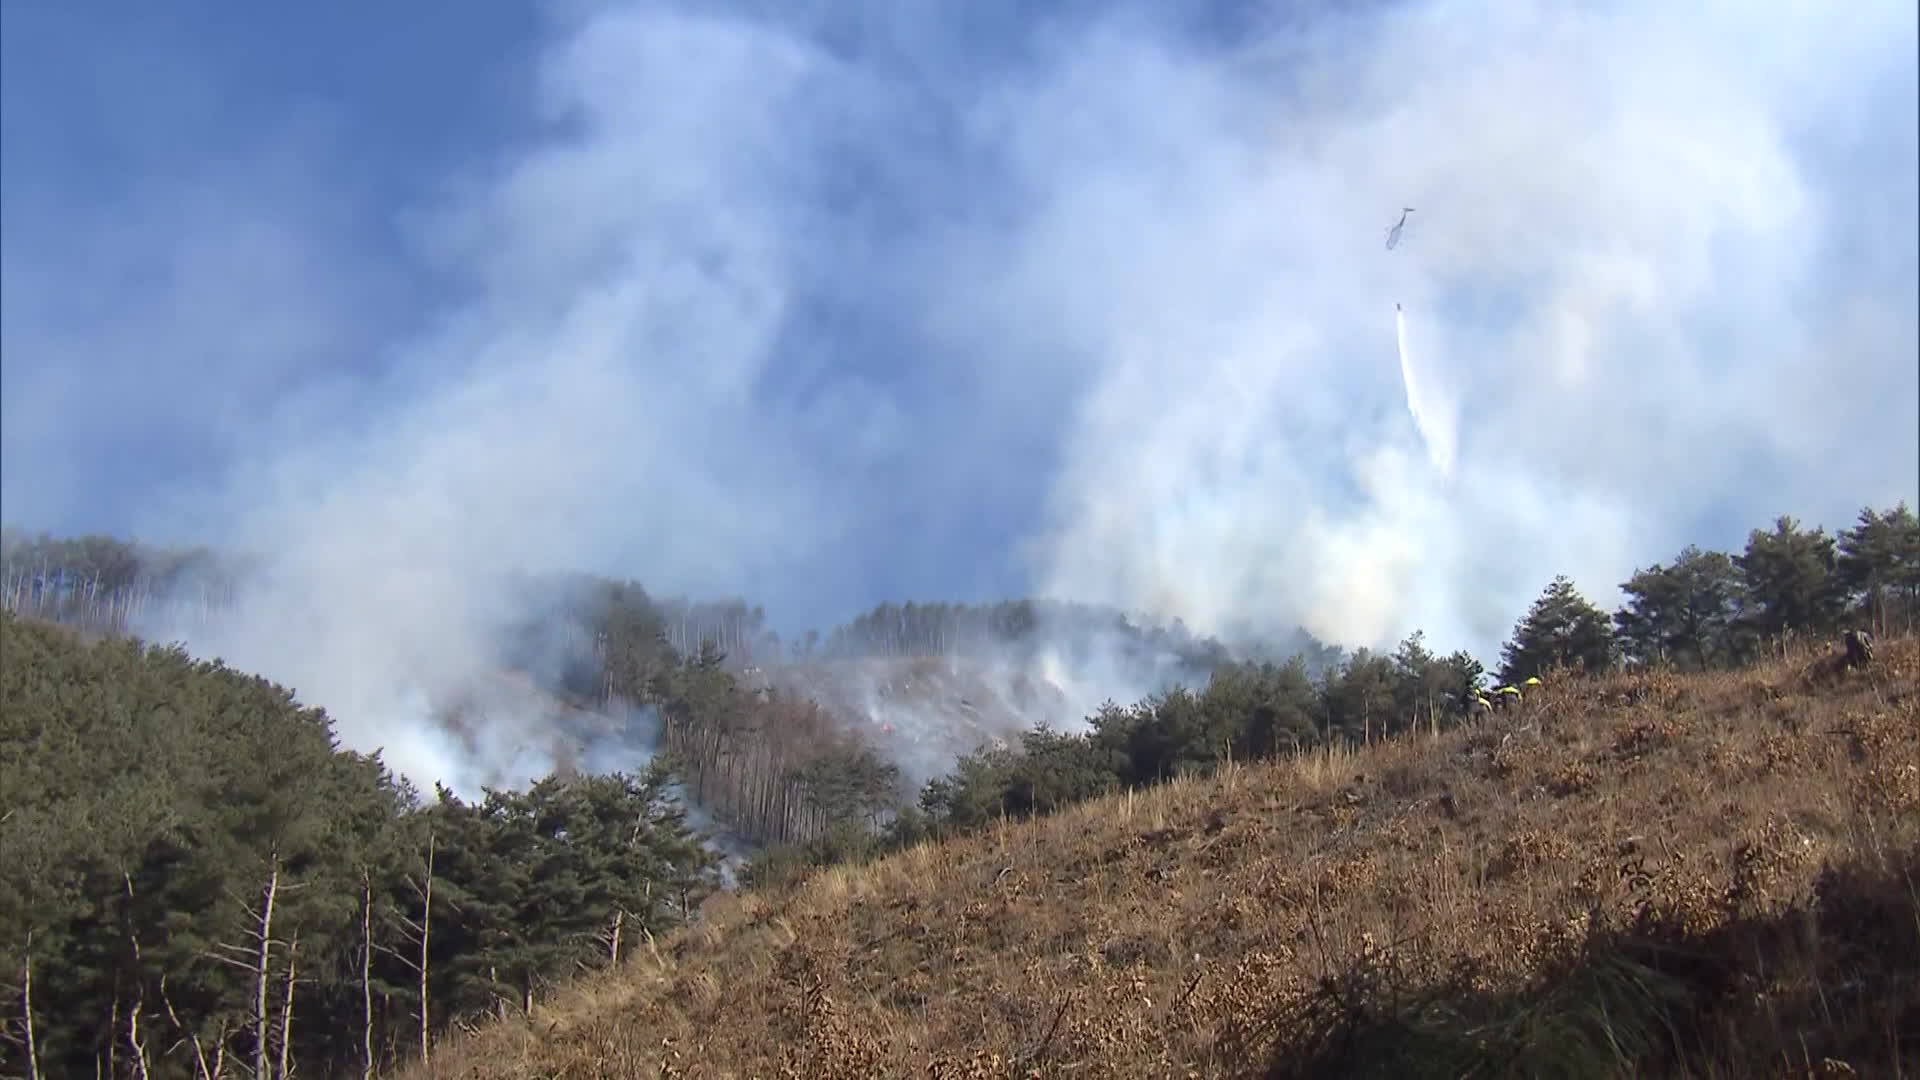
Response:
[120,873,154,1080]
[381,832,438,1071]
[20,930,39,1080]
[127,997,151,1080]
[253,856,281,1080]
[361,873,376,1080]
[276,934,298,1080]
[416,834,435,1067]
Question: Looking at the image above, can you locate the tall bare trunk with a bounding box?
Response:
[253,856,281,1080]
[120,873,153,1080]
[277,934,298,1079]
[20,931,39,1080]
[126,997,151,1080]
[383,832,438,1071]
[361,873,375,1080]
[417,833,435,1066]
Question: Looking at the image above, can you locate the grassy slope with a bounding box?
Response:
[412,639,1920,1078]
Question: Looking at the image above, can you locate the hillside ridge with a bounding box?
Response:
[408,634,1920,1077]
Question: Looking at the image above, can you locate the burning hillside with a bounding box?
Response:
[430,668,658,793]
[410,635,1920,1078]
[749,655,1078,787]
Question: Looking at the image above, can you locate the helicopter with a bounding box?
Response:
[1385,207,1415,250]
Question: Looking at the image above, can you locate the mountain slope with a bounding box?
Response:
[413,639,1920,1076]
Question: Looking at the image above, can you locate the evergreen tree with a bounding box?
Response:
[1734,516,1846,641]
[1836,503,1920,636]
[1613,545,1742,670]
[1499,576,1614,683]
[1003,726,1119,817]
[1390,631,1470,733]
[1322,649,1399,743]
[1198,657,1322,758]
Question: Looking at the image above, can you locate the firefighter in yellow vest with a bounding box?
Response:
[1466,690,1493,721]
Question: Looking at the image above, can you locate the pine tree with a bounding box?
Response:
[1836,504,1920,636]
[1613,545,1741,670]
[1735,516,1846,643]
[1322,649,1399,744]
[1499,576,1614,683]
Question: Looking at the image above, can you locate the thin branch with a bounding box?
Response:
[1018,992,1075,1071]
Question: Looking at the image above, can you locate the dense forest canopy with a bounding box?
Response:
[0,614,719,1078]
[3,500,1918,1076]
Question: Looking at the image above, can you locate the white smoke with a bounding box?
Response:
[5,0,1914,801]
[999,0,1917,658]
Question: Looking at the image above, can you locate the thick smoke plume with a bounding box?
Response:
[1010,0,1917,657]
[4,0,1915,803]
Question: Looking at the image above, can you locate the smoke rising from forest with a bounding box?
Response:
[3,0,1915,801]
[1009,0,1918,656]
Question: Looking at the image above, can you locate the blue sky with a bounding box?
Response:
[1,2,540,527]
[5,0,1917,672]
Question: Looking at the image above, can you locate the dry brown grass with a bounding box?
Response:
[407,637,1920,1079]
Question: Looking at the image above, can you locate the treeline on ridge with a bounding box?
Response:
[0,530,1267,678]
[742,505,1920,884]
[1,530,1279,858]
